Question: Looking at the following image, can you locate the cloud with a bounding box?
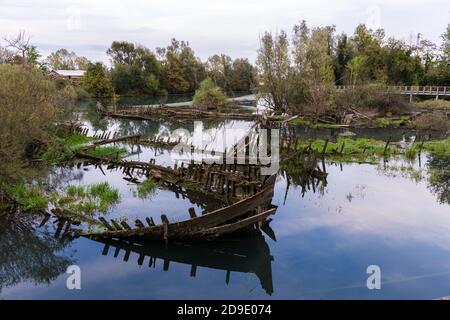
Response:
[0,0,448,62]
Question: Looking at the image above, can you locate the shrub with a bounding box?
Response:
[411,111,449,130]
[0,64,60,180]
[192,78,226,110]
[335,85,410,116]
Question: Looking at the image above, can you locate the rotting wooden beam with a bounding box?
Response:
[111,219,123,231]
[146,217,155,227]
[121,221,132,230]
[99,217,114,231]
[135,219,145,228]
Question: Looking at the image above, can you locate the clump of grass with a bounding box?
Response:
[422,138,450,157]
[133,179,158,199]
[85,146,128,160]
[2,181,54,211]
[373,118,390,128]
[2,179,120,214]
[59,182,120,214]
[373,117,409,128]
[404,146,419,160]
[41,134,95,164]
[59,134,94,148]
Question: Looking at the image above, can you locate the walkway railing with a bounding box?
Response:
[335,85,450,100]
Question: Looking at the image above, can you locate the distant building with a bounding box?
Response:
[47,69,85,83]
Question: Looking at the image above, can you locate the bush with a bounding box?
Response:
[192,78,226,110]
[0,64,60,180]
[415,99,450,110]
[412,111,449,130]
[335,85,410,116]
[82,62,114,98]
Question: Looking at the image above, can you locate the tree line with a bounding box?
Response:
[1,21,448,104]
[257,21,450,113]
[0,33,256,99]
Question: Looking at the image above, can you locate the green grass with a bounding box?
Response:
[422,138,450,157]
[85,146,128,160]
[58,134,94,148]
[3,180,121,214]
[41,134,95,164]
[285,137,449,163]
[404,146,419,160]
[373,117,409,128]
[2,181,55,211]
[133,179,158,199]
[60,182,120,214]
[291,138,398,163]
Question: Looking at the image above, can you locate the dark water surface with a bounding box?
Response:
[1,109,449,300]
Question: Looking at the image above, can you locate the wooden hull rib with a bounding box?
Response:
[194,206,277,239]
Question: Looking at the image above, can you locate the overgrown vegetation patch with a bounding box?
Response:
[3,180,120,214]
[286,137,450,163]
[83,146,128,160]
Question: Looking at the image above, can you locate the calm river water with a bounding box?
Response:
[0,101,448,299]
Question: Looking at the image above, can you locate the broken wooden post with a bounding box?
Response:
[321,139,329,158]
[99,217,114,231]
[102,244,110,256]
[111,219,123,231]
[188,208,197,219]
[190,265,197,277]
[161,214,169,244]
[146,217,155,227]
[135,219,145,228]
[383,137,391,156]
[137,254,145,266]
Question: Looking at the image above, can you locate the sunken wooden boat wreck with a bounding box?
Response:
[82,175,277,242]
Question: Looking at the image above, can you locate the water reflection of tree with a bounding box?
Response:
[0,215,74,293]
[427,154,450,206]
[280,155,328,201]
[80,101,109,132]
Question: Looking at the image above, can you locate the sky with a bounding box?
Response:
[0,0,449,64]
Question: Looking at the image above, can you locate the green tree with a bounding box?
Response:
[82,62,114,98]
[230,58,255,93]
[347,55,370,84]
[157,39,206,94]
[192,78,226,110]
[334,33,354,84]
[46,48,90,70]
[256,30,290,113]
[346,24,388,83]
[206,54,232,92]
[108,41,160,95]
[25,46,41,67]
